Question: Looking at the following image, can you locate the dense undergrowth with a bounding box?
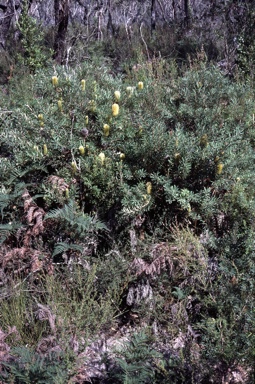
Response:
[0,50,255,383]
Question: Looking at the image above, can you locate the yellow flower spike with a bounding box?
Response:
[216,163,224,175]
[85,115,89,125]
[52,76,58,86]
[114,91,121,101]
[43,144,48,155]
[33,145,39,152]
[146,182,152,195]
[40,121,45,128]
[81,79,86,91]
[112,103,119,117]
[174,152,181,164]
[71,161,77,172]
[120,153,125,160]
[38,114,43,121]
[126,86,134,97]
[57,99,63,111]
[79,145,85,155]
[200,134,208,148]
[138,81,144,90]
[65,188,69,198]
[98,152,105,165]
[103,124,110,137]
[88,100,96,112]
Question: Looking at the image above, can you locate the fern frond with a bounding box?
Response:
[52,242,83,257]
[45,200,108,236]
[0,224,16,244]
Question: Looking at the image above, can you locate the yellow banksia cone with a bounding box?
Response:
[112,103,119,117]
[200,134,208,148]
[71,161,77,172]
[103,124,110,137]
[81,79,86,91]
[43,144,48,155]
[216,163,224,175]
[146,182,152,195]
[79,145,85,155]
[174,153,181,163]
[88,100,96,112]
[38,114,43,121]
[114,91,121,101]
[40,121,44,127]
[126,86,134,97]
[57,99,63,111]
[85,115,89,125]
[98,152,105,165]
[120,153,125,160]
[65,188,69,198]
[52,76,58,86]
[138,126,143,136]
[138,81,144,90]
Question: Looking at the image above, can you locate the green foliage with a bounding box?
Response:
[0,287,48,346]
[16,1,52,72]
[110,331,161,384]
[0,347,68,384]
[1,51,255,382]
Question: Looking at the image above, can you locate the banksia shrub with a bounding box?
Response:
[216,162,224,174]
[138,81,144,90]
[114,91,121,101]
[146,182,152,195]
[112,103,119,117]
[81,79,86,91]
[52,76,58,86]
[103,124,110,137]
[126,86,134,96]
[57,99,63,111]
[43,144,48,155]
[79,145,85,155]
[98,152,105,165]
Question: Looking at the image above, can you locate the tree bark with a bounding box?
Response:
[53,0,69,64]
[0,0,19,49]
[183,0,190,27]
[151,0,156,35]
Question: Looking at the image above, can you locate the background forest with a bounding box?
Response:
[0,0,255,383]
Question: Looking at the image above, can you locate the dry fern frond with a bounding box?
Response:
[130,243,177,277]
[22,189,45,245]
[0,326,20,372]
[35,303,56,335]
[0,247,51,275]
[47,175,69,192]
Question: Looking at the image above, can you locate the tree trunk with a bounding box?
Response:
[183,0,190,27]
[0,0,19,49]
[107,0,114,37]
[151,0,156,35]
[53,0,69,64]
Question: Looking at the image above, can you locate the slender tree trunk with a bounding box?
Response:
[0,0,18,49]
[53,0,69,64]
[183,0,190,27]
[151,0,156,35]
[107,0,114,37]
[172,0,178,21]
